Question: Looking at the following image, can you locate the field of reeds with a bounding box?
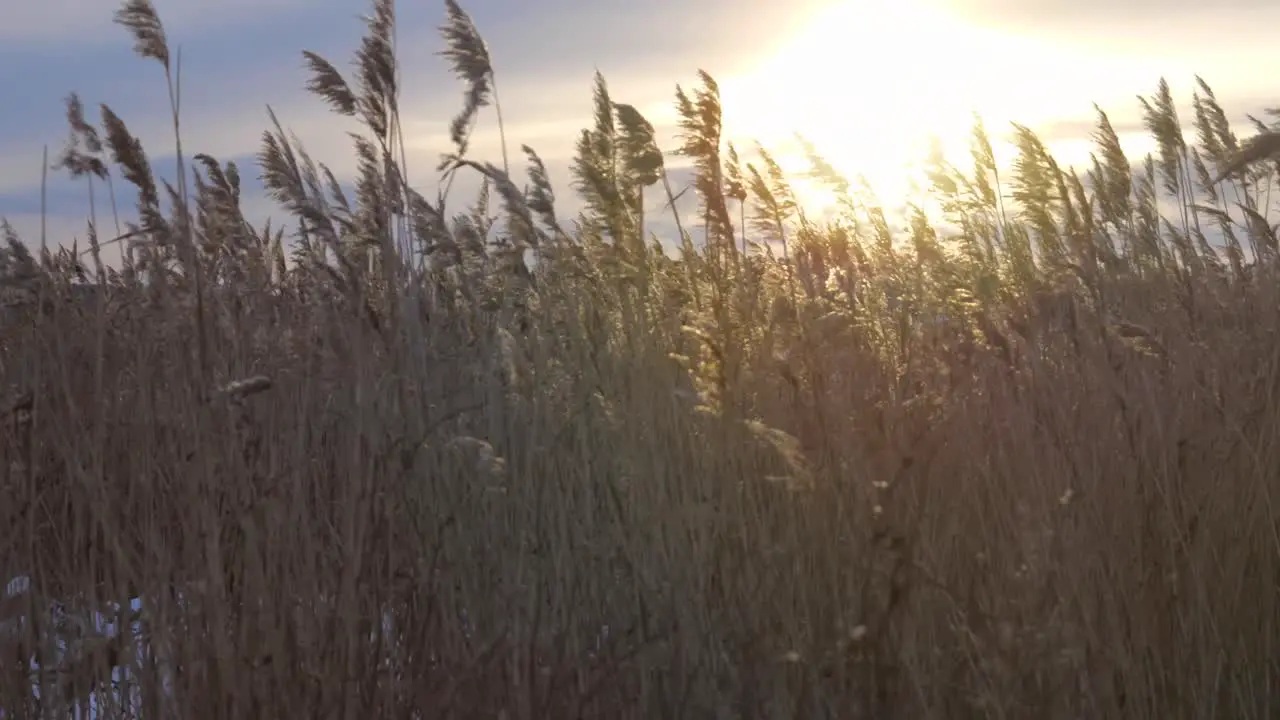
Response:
[1,0,1278,717]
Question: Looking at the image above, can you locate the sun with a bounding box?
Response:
[717,0,977,207]
[716,0,1107,212]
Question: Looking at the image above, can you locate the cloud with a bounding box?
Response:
[952,0,1278,30]
[948,0,1280,92]
[0,0,314,46]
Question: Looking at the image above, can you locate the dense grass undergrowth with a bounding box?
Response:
[2,0,1280,716]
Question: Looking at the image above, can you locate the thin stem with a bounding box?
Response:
[40,145,48,254]
[490,71,510,177]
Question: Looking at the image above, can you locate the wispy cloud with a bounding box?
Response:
[951,0,1279,101]
[0,0,312,46]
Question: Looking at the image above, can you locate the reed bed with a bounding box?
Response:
[1,0,1278,717]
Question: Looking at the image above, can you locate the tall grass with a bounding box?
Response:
[1,0,1279,716]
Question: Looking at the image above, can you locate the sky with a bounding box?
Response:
[0,0,1277,257]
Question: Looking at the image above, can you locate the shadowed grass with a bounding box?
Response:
[1,0,1279,717]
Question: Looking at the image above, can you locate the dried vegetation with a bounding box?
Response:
[1,0,1279,717]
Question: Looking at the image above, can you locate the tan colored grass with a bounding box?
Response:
[0,0,1278,718]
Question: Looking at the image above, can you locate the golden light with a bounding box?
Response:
[717,0,1190,213]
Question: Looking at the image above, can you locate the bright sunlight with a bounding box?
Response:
[718,0,1185,212]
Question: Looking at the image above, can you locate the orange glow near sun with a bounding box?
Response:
[717,0,1186,213]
